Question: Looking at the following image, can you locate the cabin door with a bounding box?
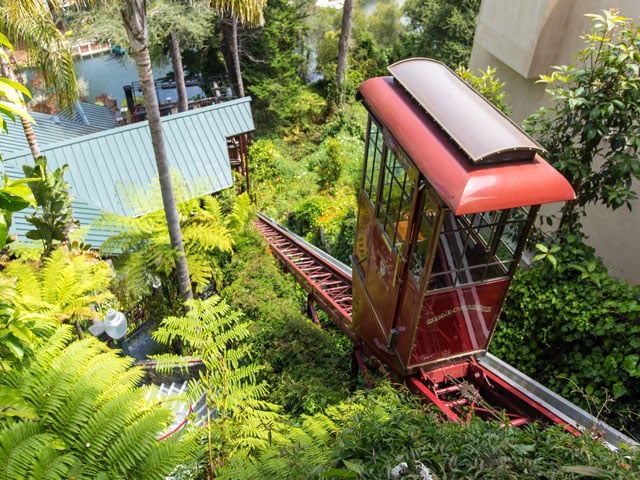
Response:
[353,126,419,347]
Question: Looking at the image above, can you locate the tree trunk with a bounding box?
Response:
[0,50,41,159]
[335,0,354,107]
[121,0,193,302]
[231,16,244,98]
[168,29,188,112]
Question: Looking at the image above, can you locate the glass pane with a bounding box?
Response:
[376,149,417,250]
[364,119,384,204]
[409,192,439,284]
[427,207,530,290]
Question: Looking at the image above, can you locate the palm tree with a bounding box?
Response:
[0,0,79,159]
[335,0,354,107]
[121,0,193,302]
[211,0,266,98]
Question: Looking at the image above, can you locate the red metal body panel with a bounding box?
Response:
[409,280,509,368]
[357,77,576,215]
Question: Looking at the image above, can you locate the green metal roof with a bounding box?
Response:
[5,97,255,248]
[57,101,119,130]
[0,110,104,157]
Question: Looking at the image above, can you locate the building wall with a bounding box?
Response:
[469,0,640,284]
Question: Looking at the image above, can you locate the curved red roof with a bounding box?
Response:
[357,74,575,215]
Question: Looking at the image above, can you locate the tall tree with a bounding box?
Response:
[211,0,266,98]
[335,0,353,107]
[121,0,193,302]
[71,0,213,112]
[0,0,79,159]
[401,0,481,69]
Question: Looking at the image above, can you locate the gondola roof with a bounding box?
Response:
[356,58,575,215]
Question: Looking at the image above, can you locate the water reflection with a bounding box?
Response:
[74,54,173,108]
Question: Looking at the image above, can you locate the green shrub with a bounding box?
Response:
[221,226,354,415]
[492,239,640,435]
[220,383,640,479]
[315,138,345,192]
[286,196,329,238]
[248,138,317,218]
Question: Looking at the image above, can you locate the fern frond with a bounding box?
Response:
[0,422,66,480]
[201,195,224,222]
[130,431,185,479]
[3,261,42,301]
[79,390,145,463]
[147,354,199,376]
[103,405,174,470]
[226,192,254,233]
[185,255,215,293]
[183,222,234,253]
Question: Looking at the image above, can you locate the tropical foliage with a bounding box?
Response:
[221,225,355,415]
[492,238,640,436]
[0,34,37,250]
[0,0,78,111]
[0,33,34,133]
[0,327,185,479]
[22,157,77,258]
[99,175,252,310]
[524,9,640,233]
[4,247,114,336]
[151,295,283,478]
[0,277,57,373]
[457,65,511,115]
[219,383,640,480]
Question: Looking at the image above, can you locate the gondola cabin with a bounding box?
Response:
[254,58,636,443]
[351,58,575,378]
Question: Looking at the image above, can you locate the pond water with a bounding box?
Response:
[74,54,202,108]
[75,2,405,107]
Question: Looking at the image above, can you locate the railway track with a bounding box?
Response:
[254,213,356,339]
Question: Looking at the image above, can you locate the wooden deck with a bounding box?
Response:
[71,41,111,58]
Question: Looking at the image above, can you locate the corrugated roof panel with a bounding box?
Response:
[58,102,119,130]
[4,97,253,219]
[0,112,103,157]
[10,199,118,250]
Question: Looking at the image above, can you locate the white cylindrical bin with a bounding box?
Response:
[103,309,127,340]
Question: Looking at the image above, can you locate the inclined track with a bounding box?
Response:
[254,213,355,339]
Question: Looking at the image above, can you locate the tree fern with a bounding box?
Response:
[0,327,186,479]
[99,175,250,306]
[4,247,114,334]
[151,296,285,478]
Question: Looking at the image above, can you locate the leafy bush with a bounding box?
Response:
[286,196,329,238]
[221,226,354,415]
[456,65,511,115]
[248,138,317,219]
[321,106,367,141]
[492,239,640,435]
[314,138,345,192]
[220,383,640,479]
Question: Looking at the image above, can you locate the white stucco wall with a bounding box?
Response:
[470,0,640,284]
